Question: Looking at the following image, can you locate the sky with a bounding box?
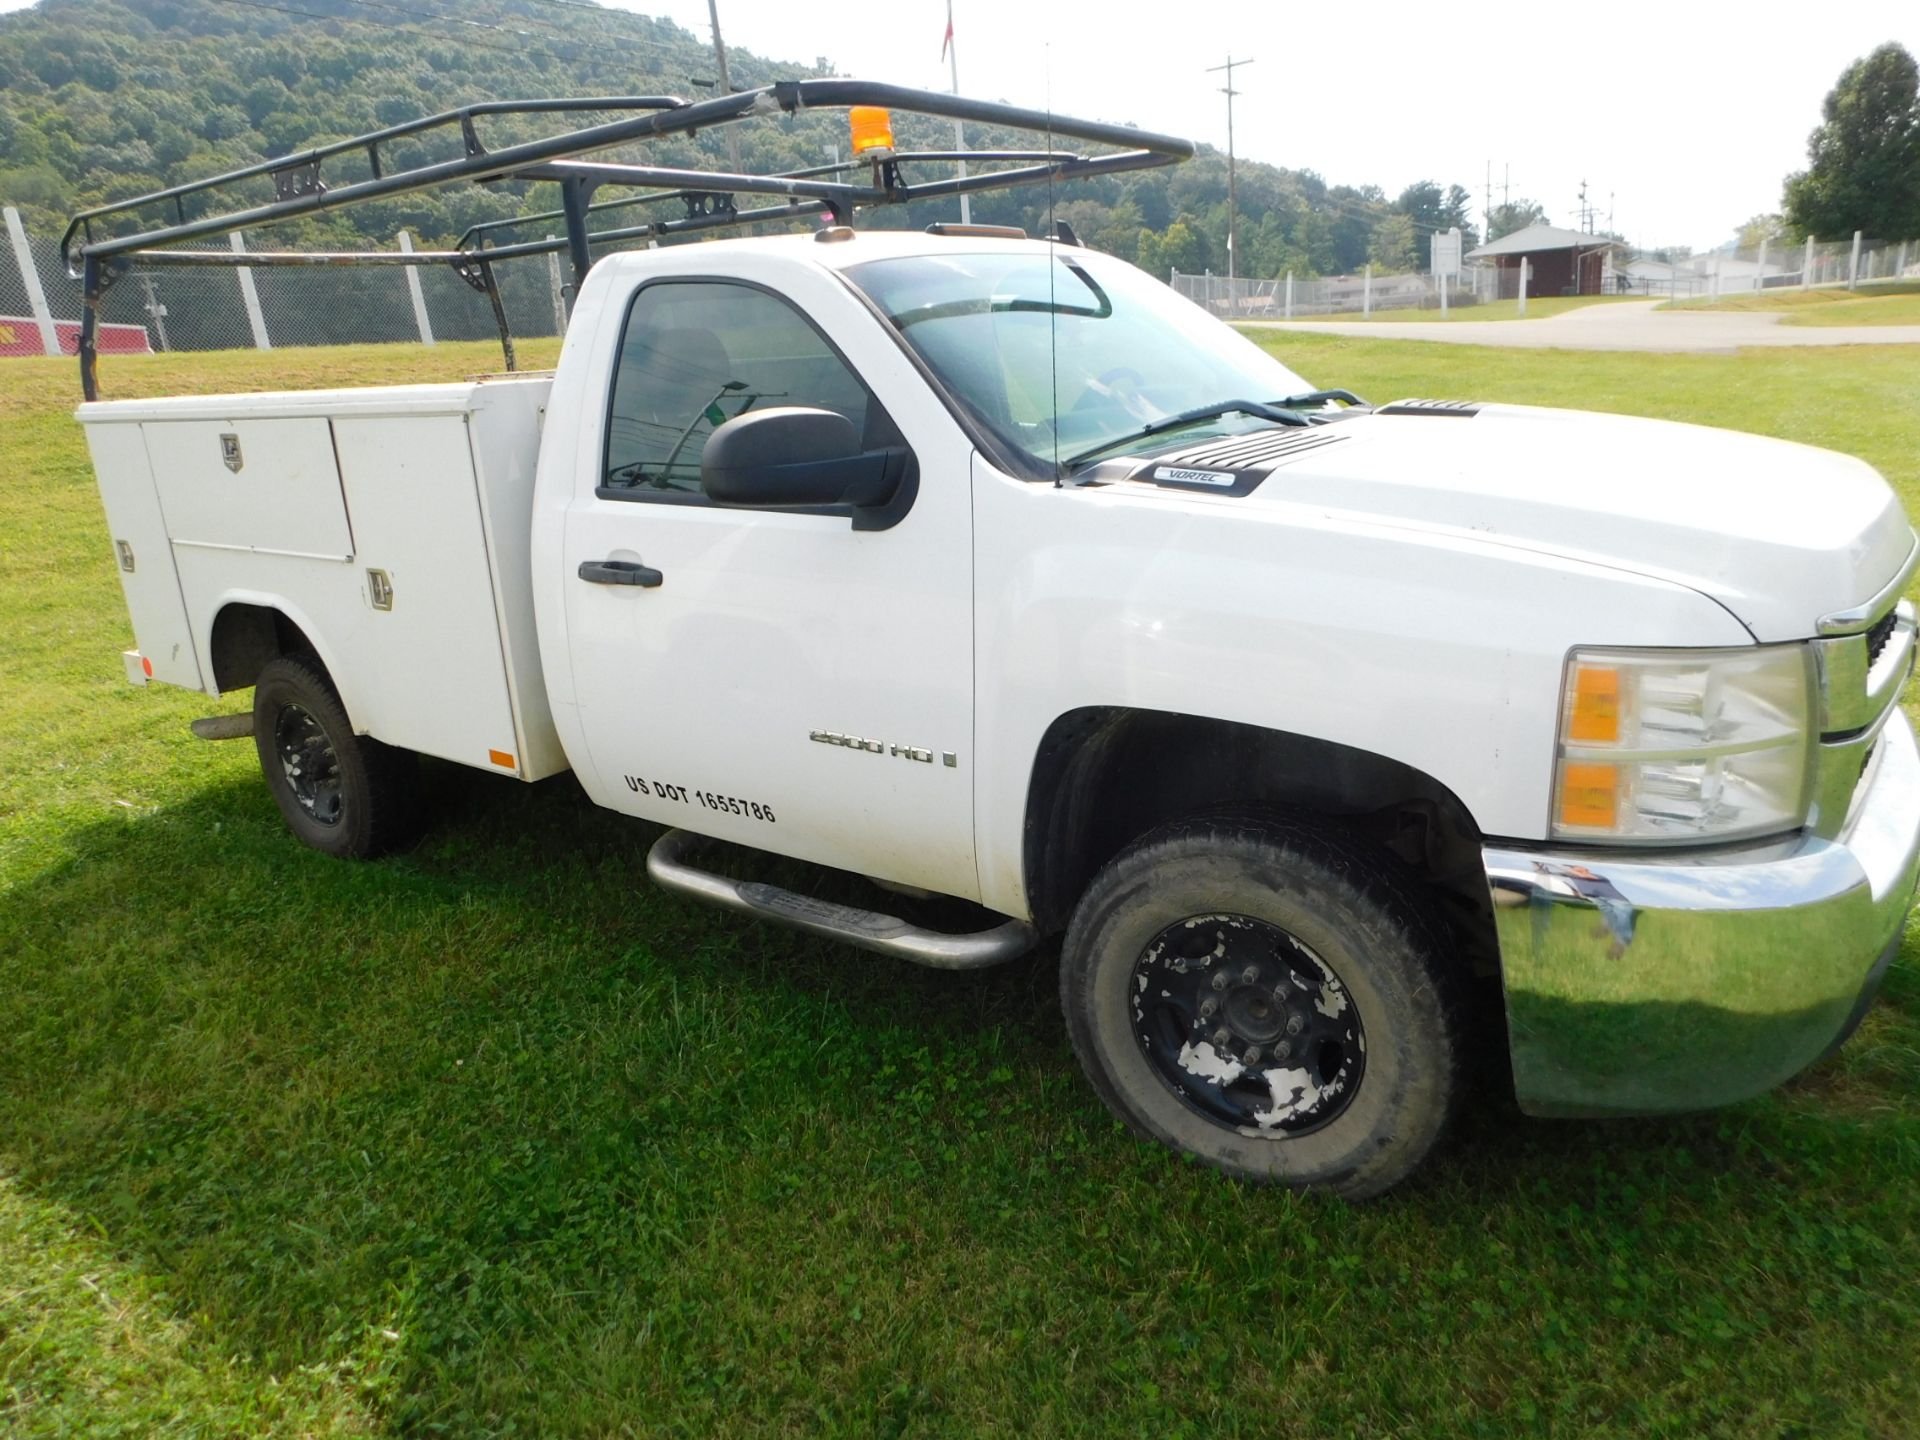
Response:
[1,0,1914,248]
[608,0,1918,250]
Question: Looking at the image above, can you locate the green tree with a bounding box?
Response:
[1438,184,1479,249]
[1367,212,1419,273]
[1735,213,1785,250]
[1394,180,1480,263]
[1487,200,1548,241]
[1783,42,1920,239]
[1155,219,1208,275]
[1395,180,1447,232]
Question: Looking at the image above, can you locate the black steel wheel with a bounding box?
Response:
[271,700,346,828]
[252,655,419,859]
[1062,815,1461,1199]
[1130,913,1365,1137]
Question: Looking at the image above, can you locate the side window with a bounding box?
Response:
[603,281,873,495]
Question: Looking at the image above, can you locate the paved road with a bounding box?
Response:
[1243,300,1920,353]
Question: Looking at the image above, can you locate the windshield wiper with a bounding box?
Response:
[1063,398,1309,472]
[1278,388,1368,410]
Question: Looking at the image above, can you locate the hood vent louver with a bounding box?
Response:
[1125,427,1354,497]
[1376,399,1481,417]
[1165,428,1352,470]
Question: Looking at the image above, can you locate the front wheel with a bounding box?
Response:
[252,655,418,859]
[1061,816,1460,1200]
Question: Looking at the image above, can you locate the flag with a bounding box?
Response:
[940,1,953,62]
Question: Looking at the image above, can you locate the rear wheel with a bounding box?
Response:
[1061,816,1460,1200]
[252,655,417,859]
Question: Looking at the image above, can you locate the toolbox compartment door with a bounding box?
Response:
[326,412,524,775]
[82,420,205,690]
[144,417,355,561]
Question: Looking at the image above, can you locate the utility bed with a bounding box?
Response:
[78,375,567,781]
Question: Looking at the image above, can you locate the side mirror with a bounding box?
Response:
[700,406,900,510]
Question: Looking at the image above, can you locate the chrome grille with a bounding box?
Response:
[1866,608,1897,666]
[1810,598,1914,836]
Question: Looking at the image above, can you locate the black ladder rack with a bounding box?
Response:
[63,79,1194,400]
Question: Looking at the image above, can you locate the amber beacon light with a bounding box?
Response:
[848,106,895,158]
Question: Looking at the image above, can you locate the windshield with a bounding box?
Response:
[844,249,1312,473]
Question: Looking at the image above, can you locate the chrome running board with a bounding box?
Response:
[645,828,1037,970]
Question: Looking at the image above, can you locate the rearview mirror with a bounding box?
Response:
[700,407,901,510]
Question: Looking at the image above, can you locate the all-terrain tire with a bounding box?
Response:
[1061,815,1461,1200]
[252,655,419,859]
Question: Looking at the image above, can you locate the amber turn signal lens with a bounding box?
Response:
[848,106,895,156]
[1567,664,1621,744]
[1557,762,1619,829]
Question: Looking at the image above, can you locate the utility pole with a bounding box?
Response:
[943,1,970,224]
[1578,178,1589,232]
[1206,55,1253,287]
[705,0,741,173]
[139,274,169,352]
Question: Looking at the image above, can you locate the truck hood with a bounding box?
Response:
[1098,402,1915,641]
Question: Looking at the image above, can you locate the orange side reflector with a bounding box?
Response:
[488,749,516,770]
[1568,665,1621,744]
[141,655,154,678]
[1558,763,1619,829]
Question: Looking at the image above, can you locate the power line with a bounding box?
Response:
[337,0,549,40]
[507,0,684,51]
[209,0,554,59]
[214,0,684,61]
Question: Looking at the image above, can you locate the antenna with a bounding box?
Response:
[1206,55,1253,291]
[943,0,971,224]
[1045,44,1060,485]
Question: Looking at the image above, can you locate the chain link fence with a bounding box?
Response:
[10,203,1920,356]
[1177,232,1920,316]
[1170,266,1493,318]
[1620,234,1919,298]
[2,204,571,360]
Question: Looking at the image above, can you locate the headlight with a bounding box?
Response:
[1552,644,1814,844]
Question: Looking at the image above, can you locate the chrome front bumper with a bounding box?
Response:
[1485,711,1920,1117]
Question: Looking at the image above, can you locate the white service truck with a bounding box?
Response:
[69,89,1920,1198]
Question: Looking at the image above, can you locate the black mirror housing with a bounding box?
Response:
[700,406,899,510]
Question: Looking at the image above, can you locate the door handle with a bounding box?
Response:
[578,558,664,588]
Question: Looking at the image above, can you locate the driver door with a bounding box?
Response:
[559,274,979,900]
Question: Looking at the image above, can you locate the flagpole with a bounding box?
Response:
[944,0,970,224]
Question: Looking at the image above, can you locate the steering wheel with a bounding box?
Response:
[1074,366,1156,421]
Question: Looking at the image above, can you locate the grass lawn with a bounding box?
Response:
[1307,294,1644,323]
[4,336,1918,1438]
[1661,280,1920,327]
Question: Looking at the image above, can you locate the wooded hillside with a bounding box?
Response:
[0,0,1480,276]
